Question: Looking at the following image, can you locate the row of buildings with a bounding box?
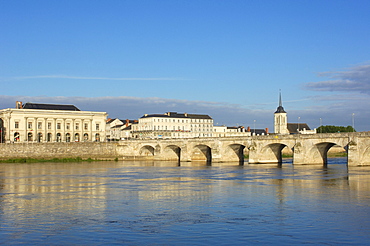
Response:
[0,96,314,143]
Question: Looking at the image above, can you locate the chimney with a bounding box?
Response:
[265,128,269,134]
[126,119,129,127]
[247,126,251,132]
[16,101,23,109]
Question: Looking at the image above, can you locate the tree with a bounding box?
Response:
[317,125,356,133]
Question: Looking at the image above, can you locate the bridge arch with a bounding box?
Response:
[306,142,347,165]
[260,143,289,164]
[139,145,156,157]
[163,145,181,161]
[225,144,246,164]
[191,144,212,163]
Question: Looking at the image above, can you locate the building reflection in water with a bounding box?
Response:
[0,159,370,240]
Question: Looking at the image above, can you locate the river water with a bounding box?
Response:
[1,158,370,245]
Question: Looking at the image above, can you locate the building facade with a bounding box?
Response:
[213,126,252,137]
[106,118,136,141]
[0,102,107,143]
[131,112,214,139]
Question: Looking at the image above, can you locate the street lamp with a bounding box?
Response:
[319,118,322,133]
[298,117,300,134]
[352,113,355,132]
[253,120,256,135]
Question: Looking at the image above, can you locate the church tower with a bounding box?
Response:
[274,91,289,134]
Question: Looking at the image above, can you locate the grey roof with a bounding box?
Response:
[275,106,286,113]
[141,112,212,120]
[23,103,80,111]
[106,118,116,124]
[251,129,268,135]
[287,123,311,134]
[122,125,132,130]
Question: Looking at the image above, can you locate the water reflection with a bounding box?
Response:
[1,158,370,245]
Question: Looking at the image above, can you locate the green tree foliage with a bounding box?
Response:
[317,125,356,133]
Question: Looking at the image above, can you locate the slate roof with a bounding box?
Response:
[275,105,286,113]
[251,129,268,135]
[22,103,80,111]
[287,123,311,134]
[141,112,212,119]
[122,125,132,130]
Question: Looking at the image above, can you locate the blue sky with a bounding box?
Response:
[1,0,370,131]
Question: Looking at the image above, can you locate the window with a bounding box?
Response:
[15,122,19,129]
[48,122,51,129]
[75,123,79,130]
[84,123,88,130]
[28,122,32,129]
[96,124,100,130]
[38,122,42,129]
[14,132,20,142]
[57,123,61,130]
[66,123,70,130]
[27,132,33,141]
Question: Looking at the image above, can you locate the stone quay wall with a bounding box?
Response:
[0,142,119,160]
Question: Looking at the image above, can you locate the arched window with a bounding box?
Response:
[37,133,43,142]
[95,133,100,142]
[14,132,20,142]
[83,133,89,142]
[66,133,71,142]
[56,133,61,142]
[28,132,33,141]
[47,133,52,142]
[74,133,80,142]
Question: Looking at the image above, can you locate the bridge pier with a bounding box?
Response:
[347,134,370,166]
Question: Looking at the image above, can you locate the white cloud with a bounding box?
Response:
[304,63,370,93]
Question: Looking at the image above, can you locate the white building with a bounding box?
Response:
[106,118,136,141]
[213,126,252,137]
[0,102,107,143]
[131,112,214,139]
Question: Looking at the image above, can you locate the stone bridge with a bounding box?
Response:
[117,132,370,166]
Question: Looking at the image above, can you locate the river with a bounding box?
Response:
[1,158,370,245]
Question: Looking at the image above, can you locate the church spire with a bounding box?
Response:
[275,90,286,113]
[279,89,282,107]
